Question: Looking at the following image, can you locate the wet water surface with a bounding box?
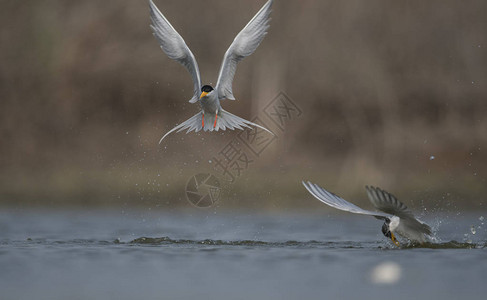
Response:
[0,209,486,300]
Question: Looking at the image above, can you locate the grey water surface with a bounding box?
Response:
[0,209,486,300]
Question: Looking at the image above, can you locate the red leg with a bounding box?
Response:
[202,113,205,127]
[213,114,218,128]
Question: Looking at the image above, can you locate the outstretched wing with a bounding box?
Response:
[149,0,201,103]
[215,0,273,101]
[302,181,391,220]
[365,186,413,218]
[365,186,431,235]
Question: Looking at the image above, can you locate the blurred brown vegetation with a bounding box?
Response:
[0,0,486,210]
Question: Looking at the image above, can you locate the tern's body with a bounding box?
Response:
[302,181,432,245]
[389,215,428,243]
[200,94,221,116]
[199,90,221,125]
[149,0,275,142]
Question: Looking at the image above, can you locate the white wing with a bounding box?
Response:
[149,0,202,103]
[215,0,273,101]
[302,181,391,219]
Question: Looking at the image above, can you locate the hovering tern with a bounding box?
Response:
[149,0,275,143]
[302,181,432,246]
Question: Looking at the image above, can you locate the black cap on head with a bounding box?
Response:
[381,222,391,238]
[201,85,214,92]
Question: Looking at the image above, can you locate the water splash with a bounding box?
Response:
[470,226,476,235]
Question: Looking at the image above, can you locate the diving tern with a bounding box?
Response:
[302,181,432,246]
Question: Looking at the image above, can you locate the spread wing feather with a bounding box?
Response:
[215,0,273,101]
[365,186,412,218]
[149,0,201,103]
[302,181,390,220]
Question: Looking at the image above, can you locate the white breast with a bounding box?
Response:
[392,216,428,243]
[389,216,400,232]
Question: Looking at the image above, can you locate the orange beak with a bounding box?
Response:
[390,232,400,246]
[200,91,208,99]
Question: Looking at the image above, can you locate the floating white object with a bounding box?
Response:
[369,261,401,285]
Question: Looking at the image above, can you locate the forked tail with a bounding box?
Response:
[158,111,203,143]
[159,109,274,143]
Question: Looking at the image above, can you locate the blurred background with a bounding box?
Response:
[1,0,486,210]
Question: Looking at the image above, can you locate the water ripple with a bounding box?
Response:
[127,236,486,249]
[1,237,484,250]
